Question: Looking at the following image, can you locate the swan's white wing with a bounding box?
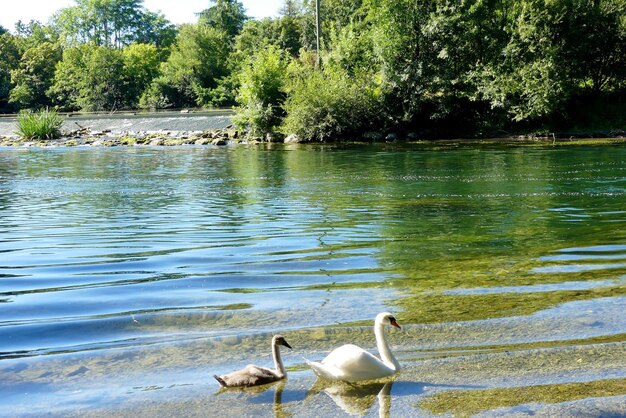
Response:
[313,344,396,382]
[306,359,339,381]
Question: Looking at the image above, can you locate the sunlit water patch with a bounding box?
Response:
[1,144,625,416]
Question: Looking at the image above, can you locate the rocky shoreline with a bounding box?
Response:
[0,126,251,147]
[1,126,625,147]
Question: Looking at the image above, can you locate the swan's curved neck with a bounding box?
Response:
[272,341,286,377]
[374,321,400,371]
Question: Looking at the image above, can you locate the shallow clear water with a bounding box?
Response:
[1,143,625,417]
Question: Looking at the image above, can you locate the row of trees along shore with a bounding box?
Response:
[1,0,625,141]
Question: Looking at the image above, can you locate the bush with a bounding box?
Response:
[139,77,173,110]
[234,45,289,136]
[16,108,63,139]
[281,64,380,141]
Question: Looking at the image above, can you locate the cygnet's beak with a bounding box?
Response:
[282,340,293,349]
[390,319,401,330]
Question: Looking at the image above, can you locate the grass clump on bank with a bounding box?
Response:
[16,109,63,140]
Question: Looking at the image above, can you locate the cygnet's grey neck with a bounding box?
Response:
[272,340,286,377]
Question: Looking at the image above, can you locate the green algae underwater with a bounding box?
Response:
[0,142,625,417]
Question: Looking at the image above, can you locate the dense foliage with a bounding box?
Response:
[234,45,289,136]
[140,24,233,109]
[282,61,381,141]
[0,0,624,139]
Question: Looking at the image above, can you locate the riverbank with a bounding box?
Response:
[1,125,625,147]
[1,110,624,147]
[0,110,242,147]
[0,126,243,147]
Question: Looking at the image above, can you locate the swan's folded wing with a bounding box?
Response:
[245,365,281,385]
[306,359,338,380]
[320,344,395,381]
[322,344,374,369]
[222,365,279,386]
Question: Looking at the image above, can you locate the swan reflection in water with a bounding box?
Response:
[307,379,437,417]
[217,379,394,417]
[309,380,392,417]
[216,379,292,418]
[217,377,437,417]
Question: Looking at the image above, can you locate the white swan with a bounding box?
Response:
[214,335,292,387]
[306,312,401,382]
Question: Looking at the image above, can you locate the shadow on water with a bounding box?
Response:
[216,380,306,418]
[214,379,413,417]
[307,380,394,417]
[300,378,480,417]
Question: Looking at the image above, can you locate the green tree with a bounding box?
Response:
[52,0,173,48]
[141,24,231,108]
[234,45,290,135]
[198,0,247,38]
[316,0,365,32]
[13,20,59,50]
[298,0,366,51]
[9,42,62,109]
[363,0,439,120]
[402,1,513,129]
[235,16,303,60]
[134,10,177,49]
[48,44,129,111]
[122,43,160,108]
[0,33,21,112]
[234,19,276,58]
[324,19,375,77]
[280,0,302,17]
[138,78,173,109]
[357,0,515,132]
[80,46,127,110]
[476,0,626,122]
[48,45,91,110]
[275,0,306,56]
[273,14,304,56]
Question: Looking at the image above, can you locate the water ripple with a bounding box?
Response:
[1,146,626,416]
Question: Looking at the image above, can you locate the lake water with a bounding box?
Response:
[1,143,625,417]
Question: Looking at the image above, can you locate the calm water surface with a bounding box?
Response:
[1,143,625,417]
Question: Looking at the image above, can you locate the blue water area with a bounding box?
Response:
[0,143,625,417]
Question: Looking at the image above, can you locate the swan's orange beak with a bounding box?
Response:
[390,319,401,329]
